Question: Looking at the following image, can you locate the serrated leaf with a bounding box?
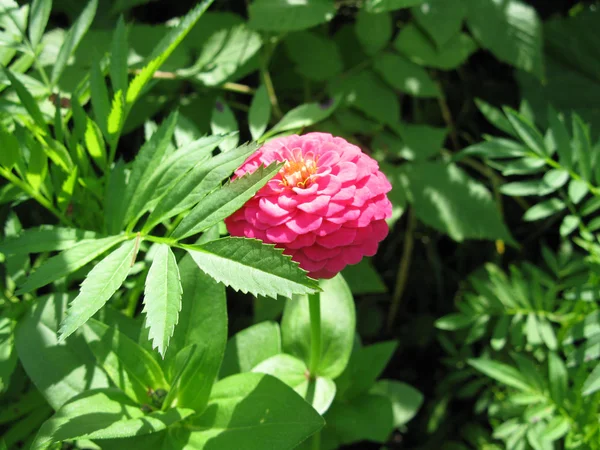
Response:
[51,0,98,85]
[104,159,127,234]
[84,117,106,170]
[249,84,271,140]
[28,0,52,48]
[17,235,126,294]
[126,0,213,105]
[186,237,320,299]
[172,162,282,240]
[110,16,128,95]
[572,114,592,182]
[0,122,20,169]
[265,97,340,139]
[90,58,110,138]
[2,67,48,134]
[107,89,124,136]
[210,98,238,152]
[82,319,168,404]
[58,239,137,341]
[0,226,97,255]
[143,244,182,357]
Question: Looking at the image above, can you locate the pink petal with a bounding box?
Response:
[259,197,290,218]
[302,244,342,262]
[297,195,330,214]
[286,212,323,234]
[266,225,298,243]
[286,232,317,249]
[317,227,357,249]
[314,220,342,236]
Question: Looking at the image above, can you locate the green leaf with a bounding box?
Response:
[374,52,440,98]
[15,293,110,409]
[90,58,111,138]
[404,161,515,243]
[122,111,178,227]
[491,315,510,351]
[542,416,570,442]
[355,10,391,55]
[126,0,213,105]
[220,321,281,378]
[32,388,193,448]
[548,352,567,405]
[284,31,343,82]
[110,16,129,95]
[394,122,447,160]
[435,313,474,330]
[563,311,600,344]
[108,89,124,136]
[164,253,227,412]
[572,114,592,182]
[183,373,324,448]
[28,0,52,48]
[2,67,48,135]
[365,0,425,13]
[475,98,516,136]
[503,107,547,156]
[0,317,17,393]
[547,107,572,170]
[0,226,96,255]
[568,179,588,204]
[104,159,127,234]
[464,0,543,79]
[0,122,20,169]
[51,0,98,85]
[341,258,387,295]
[282,274,355,378]
[394,23,477,70]
[17,235,127,294]
[265,97,340,138]
[144,142,258,232]
[500,179,557,197]
[210,98,239,152]
[249,84,271,140]
[58,238,137,341]
[186,237,320,299]
[370,379,423,427]
[142,244,182,357]
[252,354,336,414]
[172,162,281,240]
[82,319,168,405]
[84,117,107,170]
[582,362,600,396]
[523,198,566,222]
[248,0,336,32]
[468,358,532,391]
[413,0,467,48]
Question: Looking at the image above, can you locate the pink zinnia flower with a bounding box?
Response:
[225,132,392,279]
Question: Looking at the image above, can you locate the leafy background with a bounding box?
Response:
[2,0,600,449]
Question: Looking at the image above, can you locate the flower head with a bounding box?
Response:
[225,132,392,279]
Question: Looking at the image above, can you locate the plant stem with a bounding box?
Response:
[308,292,322,378]
[387,208,416,332]
[311,431,321,450]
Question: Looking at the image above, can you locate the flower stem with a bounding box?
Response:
[308,292,321,378]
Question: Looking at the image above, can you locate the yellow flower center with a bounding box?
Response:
[280,151,318,188]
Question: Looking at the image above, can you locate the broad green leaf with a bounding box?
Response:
[28,0,52,48]
[17,234,127,294]
[32,388,193,448]
[548,352,567,404]
[572,114,592,182]
[394,23,476,70]
[282,274,355,379]
[370,379,423,427]
[142,244,182,357]
[435,313,474,330]
[523,198,566,222]
[543,416,570,442]
[284,31,343,81]
[0,226,96,255]
[265,97,340,139]
[182,373,324,448]
[355,11,391,56]
[122,111,178,227]
[172,162,281,240]
[568,179,588,204]
[413,0,466,48]
[248,0,336,32]
[58,238,137,341]
[220,321,281,378]
[0,317,17,392]
[2,67,48,134]
[252,354,336,414]
[582,362,600,396]
[51,0,98,85]
[503,107,547,156]
[326,393,394,445]
[404,161,515,243]
[465,0,543,79]
[341,258,387,295]
[365,0,425,13]
[110,16,128,95]
[126,0,213,105]
[337,341,398,400]
[373,52,440,98]
[394,122,447,159]
[164,253,227,412]
[249,84,271,140]
[144,142,258,231]
[15,293,110,409]
[0,122,20,169]
[82,319,168,405]
[84,117,107,170]
[543,168,569,189]
[210,98,238,152]
[468,358,532,391]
